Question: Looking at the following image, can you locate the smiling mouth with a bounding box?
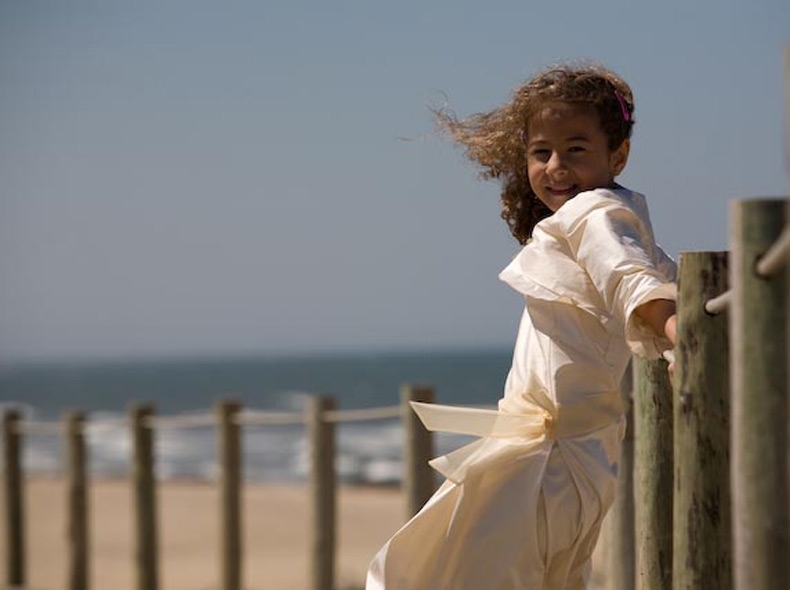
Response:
[546,185,577,196]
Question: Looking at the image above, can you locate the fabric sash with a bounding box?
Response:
[410,396,623,483]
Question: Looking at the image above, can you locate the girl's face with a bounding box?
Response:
[526,103,629,212]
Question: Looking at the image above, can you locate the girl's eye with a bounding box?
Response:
[529,149,550,159]
[568,146,586,153]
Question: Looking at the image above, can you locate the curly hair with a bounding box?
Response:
[435,64,635,244]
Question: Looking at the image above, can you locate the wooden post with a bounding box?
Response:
[131,404,159,590]
[217,400,242,590]
[606,362,635,590]
[673,251,731,589]
[633,356,673,590]
[3,410,24,589]
[308,396,336,590]
[731,199,788,589]
[65,411,89,590]
[401,384,435,519]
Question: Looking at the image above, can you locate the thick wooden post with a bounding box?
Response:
[730,199,788,589]
[607,362,635,590]
[633,356,673,590]
[65,411,89,590]
[401,384,435,519]
[131,404,159,590]
[308,396,336,590]
[673,251,731,589]
[3,410,24,588]
[217,400,242,590]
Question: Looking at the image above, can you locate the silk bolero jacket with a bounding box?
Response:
[499,186,677,359]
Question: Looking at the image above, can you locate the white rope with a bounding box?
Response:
[756,225,790,277]
[13,420,63,436]
[144,412,216,429]
[235,410,305,426]
[325,405,401,423]
[84,417,128,433]
[701,223,789,314]
[4,405,421,433]
[705,290,732,315]
[700,221,790,314]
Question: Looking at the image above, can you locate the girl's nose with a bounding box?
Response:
[546,152,566,174]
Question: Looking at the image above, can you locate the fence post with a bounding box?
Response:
[606,362,635,590]
[633,356,673,590]
[731,199,788,589]
[217,400,242,590]
[131,404,159,590]
[65,411,89,590]
[400,384,435,519]
[673,251,731,589]
[308,396,336,590]
[3,410,24,589]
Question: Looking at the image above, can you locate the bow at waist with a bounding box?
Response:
[411,392,622,441]
[411,402,555,439]
[410,396,624,483]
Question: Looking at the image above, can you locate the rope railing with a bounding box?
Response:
[236,409,305,426]
[6,403,406,436]
[12,420,63,436]
[702,221,789,315]
[325,405,401,423]
[704,290,732,315]
[82,417,128,433]
[145,412,216,429]
[755,224,790,276]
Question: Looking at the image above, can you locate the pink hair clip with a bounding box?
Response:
[614,90,631,122]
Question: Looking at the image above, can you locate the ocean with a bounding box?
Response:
[0,348,511,485]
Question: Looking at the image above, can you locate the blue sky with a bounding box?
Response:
[1,1,788,360]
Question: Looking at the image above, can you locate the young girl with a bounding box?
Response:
[366,64,677,589]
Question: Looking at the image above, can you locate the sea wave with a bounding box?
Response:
[8,410,473,485]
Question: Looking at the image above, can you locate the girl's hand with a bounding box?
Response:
[663,314,677,379]
[634,299,677,343]
[663,314,677,346]
[634,300,677,380]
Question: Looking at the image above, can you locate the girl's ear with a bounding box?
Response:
[610,139,630,176]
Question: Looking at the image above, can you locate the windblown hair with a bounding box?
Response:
[436,64,635,244]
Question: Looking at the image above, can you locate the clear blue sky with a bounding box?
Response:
[1,1,787,360]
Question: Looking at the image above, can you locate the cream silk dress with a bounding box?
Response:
[366,187,677,590]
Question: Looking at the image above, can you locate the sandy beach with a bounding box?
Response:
[2,478,405,590]
[3,478,609,590]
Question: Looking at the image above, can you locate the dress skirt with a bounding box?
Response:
[365,402,624,590]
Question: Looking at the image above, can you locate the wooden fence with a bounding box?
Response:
[604,197,789,590]
[2,199,790,590]
[2,385,435,590]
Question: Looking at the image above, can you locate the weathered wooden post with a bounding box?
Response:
[217,400,242,590]
[131,404,159,590]
[401,384,435,518]
[673,251,731,589]
[3,410,25,589]
[65,411,89,590]
[607,362,635,590]
[633,356,673,590]
[730,199,788,589]
[308,396,336,590]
